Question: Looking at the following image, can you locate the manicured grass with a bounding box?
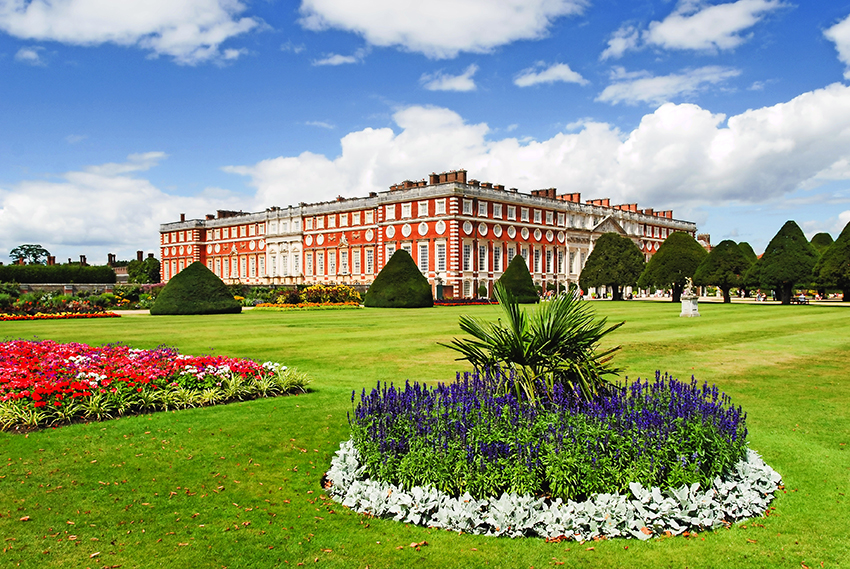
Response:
[1,301,848,568]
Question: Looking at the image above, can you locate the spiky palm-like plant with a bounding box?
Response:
[442,281,623,403]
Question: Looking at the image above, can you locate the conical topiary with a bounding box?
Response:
[497,254,538,304]
[150,261,242,315]
[364,249,433,308]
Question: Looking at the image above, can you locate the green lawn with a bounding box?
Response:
[1,301,848,568]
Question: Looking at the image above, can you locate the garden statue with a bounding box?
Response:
[680,276,700,317]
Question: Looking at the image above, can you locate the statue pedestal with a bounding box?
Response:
[680,297,700,317]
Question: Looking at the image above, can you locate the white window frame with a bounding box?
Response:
[385,205,396,221]
[418,201,428,217]
[463,243,472,271]
[493,203,502,219]
[507,206,516,221]
[339,213,348,227]
[353,249,361,274]
[435,199,446,215]
[327,215,336,228]
[534,210,542,224]
[402,203,412,219]
[521,208,529,222]
[418,243,429,273]
[546,211,553,225]
[493,246,501,273]
[478,245,487,272]
[478,201,487,217]
[328,250,336,275]
[366,249,374,274]
[352,211,361,225]
[436,242,446,272]
[340,250,348,274]
[365,210,374,224]
[463,199,473,215]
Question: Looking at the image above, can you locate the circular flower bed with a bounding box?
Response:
[0,340,308,430]
[326,369,782,539]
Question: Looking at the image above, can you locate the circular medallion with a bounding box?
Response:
[386,226,395,239]
[365,229,374,241]
[507,226,516,239]
[493,224,502,238]
[305,235,313,246]
[249,240,256,251]
[317,234,325,245]
[557,232,565,243]
[214,243,221,253]
[258,239,265,250]
[170,247,176,256]
[534,229,542,241]
[546,230,554,242]
[402,224,412,238]
[521,227,530,240]
[463,221,473,235]
[436,220,446,235]
[418,222,428,236]
[178,246,184,255]
[478,223,488,237]
[206,244,212,254]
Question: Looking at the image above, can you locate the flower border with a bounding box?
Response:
[325,439,782,541]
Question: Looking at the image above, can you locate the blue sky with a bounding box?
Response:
[2,0,850,263]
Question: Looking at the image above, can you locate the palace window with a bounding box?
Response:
[478,201,487,217]
[328,250,336,275]
[493,247,501,272]
[418,243,429,273]
[327,215,336,228]
[534,249,541,273]
[493,203,502,219]
[306,253,313,276]
[306,218,313,230]
[258,256,265,276]
[546,211,553,225]
[418,200,428,217]
[402,203,412,218]
[352,211,361,225]
[463,243,472,271]
[557,213,565,227]
[386,243,396,260]
[521,208,529,222]
[317,251,324,275]
[339,213,348,227]
[365,210,374,224]
[435,199,446,215]
[479,245,487,272]
[249,225,256,236]
[401,243,412,256]
[292,252,300,275]
[340,250,348,274]
[365,249,374,274]
[436,243,446,272]
[385,205,396,220]
[507,206,516,220]
[546,250,552,273]
[534,210,542,224]
[463,199,473,215]
[507,246,515,263]
[353,249,361,274]
[240,257,247,278]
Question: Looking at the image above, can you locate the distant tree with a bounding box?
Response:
[738,242,758,264]
[497,255,539,304]
[579,233,645,301]
[9,244,50,265]
[813,221,850,301]
[693,240,751,303]
[810,232,834,256]
[638,232,708,302]
[128,257,161,284]
[750,220,818,305]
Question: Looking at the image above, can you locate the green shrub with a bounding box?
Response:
[0,293,13,310]
[364,250,433,308]
[151,262,242,315]
[0,282,20,298]
[497,255,538,304]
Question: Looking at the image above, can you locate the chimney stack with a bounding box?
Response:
[136,250,144,262]
[180,213,186,222]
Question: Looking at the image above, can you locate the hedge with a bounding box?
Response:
[0,265,116,284]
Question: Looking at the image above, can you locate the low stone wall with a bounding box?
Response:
[17,283,116,295]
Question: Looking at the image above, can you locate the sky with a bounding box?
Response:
[2,0,850,264]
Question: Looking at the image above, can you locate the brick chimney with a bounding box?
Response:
[136,250,144,262]
[180,213,186,222]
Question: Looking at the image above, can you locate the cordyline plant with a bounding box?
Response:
[441,281,623,403]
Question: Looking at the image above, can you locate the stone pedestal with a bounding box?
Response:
[680,297,700,317]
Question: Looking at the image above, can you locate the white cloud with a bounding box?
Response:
[280,40,306,53]
[312,47,368,66]
[602,0,785,58]
[513,62,587,87]
[65,134,86,144]
[421,64,478,92]
[227,83,850,216]
[305,120,335,129]
[298,0,587,59]
[600,25,640,60]
[0,153,243,263]
[14,45,46,65]
[645,0,785,52]
[0,0,260,65]
[825,13,850,80]
[597,66,741,105]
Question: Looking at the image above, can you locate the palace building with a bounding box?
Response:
[159,170,697,298]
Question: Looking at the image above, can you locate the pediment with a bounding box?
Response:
[591,215,626,235]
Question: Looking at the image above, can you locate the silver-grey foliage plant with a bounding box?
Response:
[326,439,782,541]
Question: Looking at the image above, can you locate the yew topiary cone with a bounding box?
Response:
[151,261,242,315]
[364,250,433,308]
[497,254,538,304]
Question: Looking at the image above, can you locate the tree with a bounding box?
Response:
[693,240,751,303]
[128,257,161,283]
[738,242,758,264]
[442,281,622,403]
[813,220,850,301]
[497,254,538,304]
[579,233,645,301]
[9,244,50,265]
[637,232,707,302]
[364,249,433,308]
[150,261,241,315]
[810,232,834,255]
[750,220,818,305]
